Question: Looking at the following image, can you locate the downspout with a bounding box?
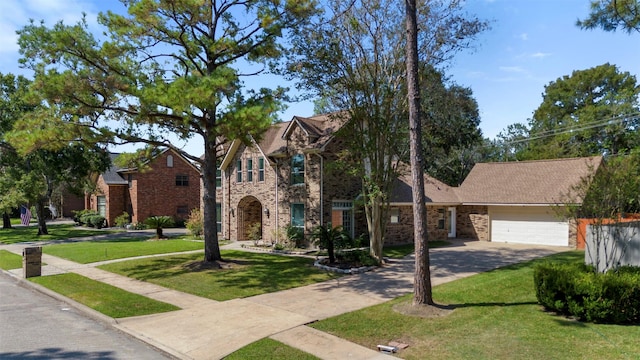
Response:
[275,161,279,233]
[315,153,324,225]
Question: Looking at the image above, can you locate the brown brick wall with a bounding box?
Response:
[456,205,489,241]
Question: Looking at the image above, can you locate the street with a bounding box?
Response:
[0,273,170,359]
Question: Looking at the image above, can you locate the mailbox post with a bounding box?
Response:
[23,247,42,278]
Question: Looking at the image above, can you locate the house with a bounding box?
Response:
[214,112,602,248]
[217,113,365,243]
[86,148,201,227]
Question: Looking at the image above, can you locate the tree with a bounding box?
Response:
[406,0,433,306]
[559,152,640,272]
[522,63,640,160]
[578,0,640,33]
[0,73,111,235]
[286,0,487,262]
[416,65,483,185]
[14,0,316,262]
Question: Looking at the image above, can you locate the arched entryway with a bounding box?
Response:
[237,196,263,241]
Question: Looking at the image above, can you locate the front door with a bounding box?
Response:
[448,207,456,238]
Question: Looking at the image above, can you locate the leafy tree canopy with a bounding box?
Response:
[578,0,640,33]
[496,63,640,160]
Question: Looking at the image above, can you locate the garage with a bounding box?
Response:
[490,206,569,246]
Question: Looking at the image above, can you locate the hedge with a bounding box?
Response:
[534,262,640,324]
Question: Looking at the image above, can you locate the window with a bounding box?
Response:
[166,154,174,168]
[437,208,445,229]
[331,201,353,236]
[177,205,189,215]
[216,161,222,188]
[127,174,132,188]
[176,175,189,186]
[236,159,242,183]
[291,203,305,228]
[258,157,265,182]
[291,154,304,185]
[97,196,106,217]
[390,208,400,224]
[216,203,222,233]
[247,158,253,182]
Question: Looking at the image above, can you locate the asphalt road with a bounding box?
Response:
[0,273,170,360]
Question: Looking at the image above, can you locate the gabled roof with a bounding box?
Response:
[101,153,129,185]
[457,156,603,205]
[221,112,348,169]
[390,163,460,204]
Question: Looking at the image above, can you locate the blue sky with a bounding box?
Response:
[1,0,639,156]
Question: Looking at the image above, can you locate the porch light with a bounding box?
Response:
[264,207,270,217]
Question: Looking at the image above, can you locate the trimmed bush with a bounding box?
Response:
[185,208,203,238]
[88,215,106,229]
[73,209,100,226]
[534,262,640,324]
[114,212,130,228]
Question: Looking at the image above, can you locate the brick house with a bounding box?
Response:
[214,113,601,248]
[87,148,201,227]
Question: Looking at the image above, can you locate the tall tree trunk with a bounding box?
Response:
[202,122,222,262]
[406,0,433,305]
[36,197,49,236]
[366,194,385,263]
[2,212,12,229]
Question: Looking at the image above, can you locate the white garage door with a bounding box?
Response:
[490,206,569,246]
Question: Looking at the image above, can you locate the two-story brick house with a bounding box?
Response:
[87,148,201,227]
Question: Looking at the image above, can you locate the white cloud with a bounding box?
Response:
[499,66,526,73]
[531,52,552,59]
[519,33,528,41]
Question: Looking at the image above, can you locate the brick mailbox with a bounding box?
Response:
[22,247,42,278]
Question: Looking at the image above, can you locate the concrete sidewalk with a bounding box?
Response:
[1,240,568,359]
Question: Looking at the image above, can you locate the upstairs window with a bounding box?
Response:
[258,157,265,182]
[247,158,253,182]
[236,159,242,183]
[166,154,174,168]
[216,161,222,188]
[176,174,189,186]
[291,154,304,185]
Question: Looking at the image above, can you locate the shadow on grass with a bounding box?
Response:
[0,348,117,359]
[442,301,539,309]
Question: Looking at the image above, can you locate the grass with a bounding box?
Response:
[43,238,204,264]
[383,240,451,259]
[0,250,23,270]
[99,250,342,301]
[0,224,114,244]
[225,338,320,360]
[309,251,640,360]
[29,273,179,318]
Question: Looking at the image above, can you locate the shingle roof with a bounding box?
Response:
[390,163,460,204]
[456,156,603,204]
[101,153,128,185]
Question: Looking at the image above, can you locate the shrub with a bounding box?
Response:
[335,249,380,267]
[311,225,351,263]
[88,215,106,229]
[73,209,99,226]
[285,224,305,248]
[247,222,262,245]
[144,216,174,238]
[185,208,203,238]
[534,262,640,324]
[114,212,130,228]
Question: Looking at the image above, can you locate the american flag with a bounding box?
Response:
[20,205,31,226]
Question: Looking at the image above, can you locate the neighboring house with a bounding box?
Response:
[87,149,201,227]
[214,113,602,248]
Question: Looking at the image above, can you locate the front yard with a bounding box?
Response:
[304,251,640,360]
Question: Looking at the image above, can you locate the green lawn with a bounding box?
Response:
[0,250,22,270]
[309,251,640,359]
[99,250,342,301]
[30,273,179,318]
[225,338,320,360]
[0,224,114,244]
[43,238,204,263]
